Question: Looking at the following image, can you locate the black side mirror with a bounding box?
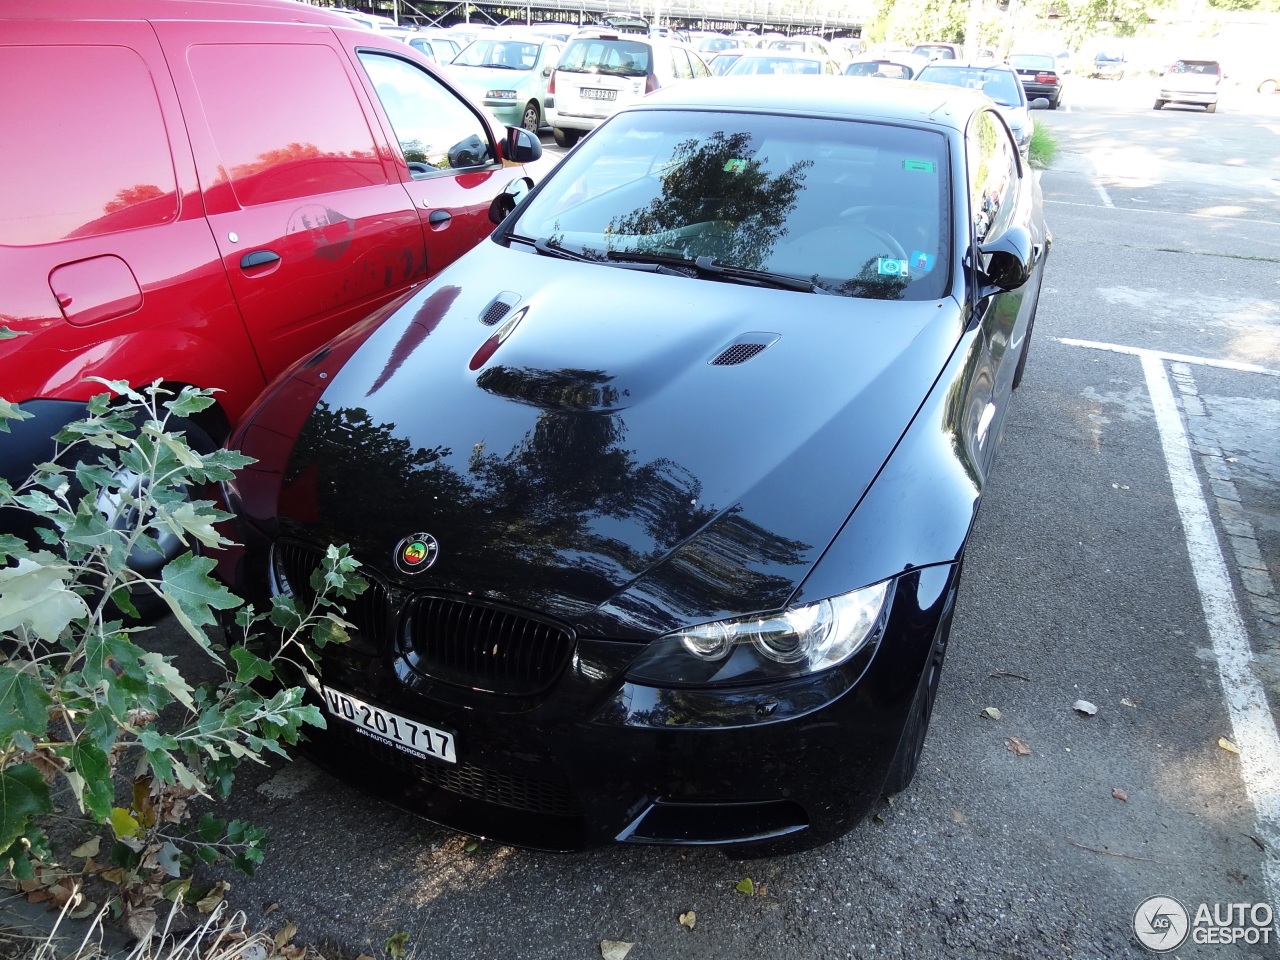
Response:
[978,224,1033,293]
[502,126,543,164]
[489,176,534,225]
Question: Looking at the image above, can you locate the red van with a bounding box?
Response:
[0,0,539,574]
[0,0,538,448]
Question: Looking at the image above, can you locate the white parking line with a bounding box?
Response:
[1095,182,1115,207]
[1064,337,1280,913]
[1058,338,1280,377]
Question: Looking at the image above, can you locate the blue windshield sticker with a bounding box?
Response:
[878,258,909,277]
[903,160,935,173]
[911,250,937,273]
[724,159,747,173]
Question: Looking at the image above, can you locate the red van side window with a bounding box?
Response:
[0,47,178,246]
[187,43,385,206]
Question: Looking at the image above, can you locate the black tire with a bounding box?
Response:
[521,101,540,133]
[105,417,216,621]
[1153,99,1164,110]
[552,126,580,148]
[1205,101,1217,114]
[883,628,949,795]
[1048,97,1059,110]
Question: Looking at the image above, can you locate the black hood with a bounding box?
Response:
[274,242,964,638]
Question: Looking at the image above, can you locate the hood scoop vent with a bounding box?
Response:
[480,291,522,326]
[709,332,781,366]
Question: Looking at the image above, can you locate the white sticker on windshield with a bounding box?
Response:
[877,258,909,277]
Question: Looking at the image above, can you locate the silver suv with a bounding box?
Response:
[550,30,710,146]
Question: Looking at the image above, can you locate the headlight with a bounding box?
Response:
[624,579,895,687]
[486,89,518,99]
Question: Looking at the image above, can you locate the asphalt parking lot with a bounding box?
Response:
[9,75,1279,960]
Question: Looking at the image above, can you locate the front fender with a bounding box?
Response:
[790,325,988,606]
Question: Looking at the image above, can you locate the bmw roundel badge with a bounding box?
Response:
[394,532,439,574]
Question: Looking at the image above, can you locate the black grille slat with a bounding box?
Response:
[329,724,580,817]
[274,541,388,654]
[405,595,574,695]
[711,342,768,366]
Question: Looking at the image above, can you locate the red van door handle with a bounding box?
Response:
[427,210,452,226]
[240,249,281,270]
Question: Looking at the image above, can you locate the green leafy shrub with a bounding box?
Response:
[0,380,361,929]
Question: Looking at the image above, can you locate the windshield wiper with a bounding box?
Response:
[605,251,831,294]
[479,63,521,70]
[512,236,689,276]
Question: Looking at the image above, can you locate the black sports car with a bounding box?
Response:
[217,76,1051,855]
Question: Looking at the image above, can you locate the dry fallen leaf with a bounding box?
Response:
[1219,737,1240,754]
[981,706,1002,720]
[1006,737,1032,757]
[265,903,281,917]
[196,880,230,914]
[1072,700,1098,716]
[282,946,307,960]
[679,911,696,930]
[600,941,634,960]
[70,837,101,859]
[274,922,298,949]
[951,809,966,824]
[126,906,158,942]
[1112,788,1129,802]
[1120,697,1139,708]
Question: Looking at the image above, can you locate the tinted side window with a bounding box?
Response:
[359,53,494,174]
[188,43,384,206]
[966,110,1018,242]
[0,46,177,246]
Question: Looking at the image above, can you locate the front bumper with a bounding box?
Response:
[223,526,961,854]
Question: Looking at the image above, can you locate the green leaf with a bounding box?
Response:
[109,807,140,840]
[735,877,756,895]
[0,397,33,432]
[0,534,28,558]
[0,763,54,851]
[167,389,217,419]
[0,558,89,641]
[0,667,52,745]
[156,501,227,550]
[229,647,274,684]
[159,554,240,637]
[384,932,409,959]
[139,652,197,712]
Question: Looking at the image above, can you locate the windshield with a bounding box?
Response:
[509,109,951,302]
[454,39,540,69]
[919,65,1023,106]
[728,56,822,75]
[559,38,652,76]
[1009,54,1054,71]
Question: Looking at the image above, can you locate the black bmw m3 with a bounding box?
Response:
[216,76,1050,855]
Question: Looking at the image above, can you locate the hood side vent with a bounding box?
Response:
[709,332,781,366]
[480,291,522,326]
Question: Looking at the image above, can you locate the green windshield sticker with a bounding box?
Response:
[724,159,747,173]
[903,160,936,172]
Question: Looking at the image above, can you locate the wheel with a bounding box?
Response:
[521,101,540,133]
[552,127,580,148]
[1153,99,1164,110]
[1260,79,1278,95]
[883,625,949,794]
[98,417,216,620]
[1205,101,1217,113]
[1048,97,1059,110]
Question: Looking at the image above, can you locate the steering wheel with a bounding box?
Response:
[839,221,909,264]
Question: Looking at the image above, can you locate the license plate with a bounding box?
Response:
[580,87,616,101]
[322,686,456,763]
